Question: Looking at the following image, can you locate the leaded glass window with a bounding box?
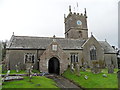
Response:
[24,53,35,64]
[90,45,97,60]
[70,53,79,63]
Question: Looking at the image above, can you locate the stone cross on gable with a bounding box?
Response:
[53,35,56,42]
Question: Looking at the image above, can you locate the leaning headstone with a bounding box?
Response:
[5,70,10,77]
[81,67,86,71]
[42,72,45,76]
[117,70,120,90]
[102,74,107,78]
[84,75,88,80]
[2,70,10,82]
[108,64,114,74]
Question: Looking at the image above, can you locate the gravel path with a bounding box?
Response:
[46,74,83,89]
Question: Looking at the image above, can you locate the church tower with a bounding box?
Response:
[64,5,88,39]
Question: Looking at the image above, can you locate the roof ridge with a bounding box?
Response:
[14,35,86,41]
[14,35,65,39]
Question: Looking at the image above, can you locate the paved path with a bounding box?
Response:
[46,74,83,89]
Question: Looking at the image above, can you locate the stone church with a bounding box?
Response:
[5,6,117,74]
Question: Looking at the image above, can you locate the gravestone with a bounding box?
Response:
[117,70,120,89]
[18,62,21,70]
[36,84,41,86]
[83,62,88,69]
[29,74,32,82]
[15,65,19,72]
[108,64,114,74]
[70,63,75,73]
[75,63,80,76]
[91,64,101,74]
[2,70,10,82]
[81,67,86,71]
[84,75,88,80]
[102,74,107,78]
[26,63,33,74]
[4,76,23,81]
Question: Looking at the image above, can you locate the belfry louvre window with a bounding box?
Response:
[70,53,79,63]
[24,53,35,64]
[90,45,97,60]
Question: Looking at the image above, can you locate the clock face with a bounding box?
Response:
[77,20,82,25]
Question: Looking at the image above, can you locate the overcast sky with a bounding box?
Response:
[0,0,119,47]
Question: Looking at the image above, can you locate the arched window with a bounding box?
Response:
[90,45,97,60]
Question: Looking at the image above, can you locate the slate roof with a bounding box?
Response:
[6,35,116,54]
[7,35,86,50]
[99,41,116,54]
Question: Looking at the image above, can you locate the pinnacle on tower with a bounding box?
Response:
[13,32,14,36]
[69,5,71,12]
[91,32,93,36]
[64,14,66,18]
[84,8,87,18]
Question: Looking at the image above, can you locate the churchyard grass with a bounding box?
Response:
[2,76,58,88]
[2,70,40,74]
[63,68,118,88]
[0,65,1,74]
[2,70,27,74]
[0,65,1,87]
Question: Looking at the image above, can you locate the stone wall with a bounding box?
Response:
[6,49,41,70]
[64,50,83,67]
[65,12,88,39]
[66,29,88,39]
[104,54,118,68]
[82,36,104,68]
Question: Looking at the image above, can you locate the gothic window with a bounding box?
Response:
[90,45,97,60]
[52,45,57,51]
[24,53,35,64]
[76,54,78,62]
[70,53,79,63]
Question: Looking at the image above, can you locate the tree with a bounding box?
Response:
[0,41,2,62]
[2,40,7,61]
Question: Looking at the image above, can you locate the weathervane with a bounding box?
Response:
[76,2,79,12]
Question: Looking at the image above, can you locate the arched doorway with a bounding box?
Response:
[48,57,60,75]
